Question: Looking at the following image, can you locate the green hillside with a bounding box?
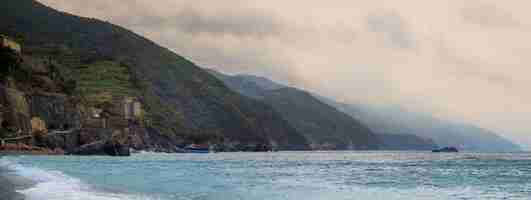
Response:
[209,70,381,150]
[0,0,309,150]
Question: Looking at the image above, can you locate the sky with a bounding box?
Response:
[38,0,530,149]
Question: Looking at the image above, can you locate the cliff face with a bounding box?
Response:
[30,93,82,131]
[0,47,139,155]
[0,87,32,136]
[0,0,310,151]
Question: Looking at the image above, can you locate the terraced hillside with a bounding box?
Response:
[0,0,309,150]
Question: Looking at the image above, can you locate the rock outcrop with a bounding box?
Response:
[432,147,459,153]
[30,92,82,131]
[71,139,130,156]
[0,37,134,156]
[0,86,31,136]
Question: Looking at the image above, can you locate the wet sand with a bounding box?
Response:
[0,156,27,200]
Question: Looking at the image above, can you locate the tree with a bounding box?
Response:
[0,47,20,78]
[14,33,24,44]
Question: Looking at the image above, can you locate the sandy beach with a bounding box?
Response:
[0,156,27,200]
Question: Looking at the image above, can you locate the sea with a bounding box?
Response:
[0,151,530,200]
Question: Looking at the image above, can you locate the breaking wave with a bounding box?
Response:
[0,157,156,200]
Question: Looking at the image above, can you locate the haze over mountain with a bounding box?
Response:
[211,70,519,152]
[37,0,531,150]
[209,70,382,150]
[320,97,521,152]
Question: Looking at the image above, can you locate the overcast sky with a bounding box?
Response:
[38,0,530,149]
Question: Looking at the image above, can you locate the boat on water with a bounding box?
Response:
[432,147,459,153]
[184,144,210,153]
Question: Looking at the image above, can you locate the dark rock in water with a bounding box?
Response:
[70,140,106,155]
[432,147,459,153]
[104,140,130,156]
[35,129,80,153]
[71,139,130,156]
[70,129,131,156]
[35,128,134,156]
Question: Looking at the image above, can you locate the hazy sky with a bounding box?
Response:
[38,0,530,149]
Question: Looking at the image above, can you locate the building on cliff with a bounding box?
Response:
[86,96,143,129]
[0,35,21,54]
[112,96,143,127]
[124,97,142,120]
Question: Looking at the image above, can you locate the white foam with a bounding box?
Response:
[0,157,156,200]
[134,150,173,155]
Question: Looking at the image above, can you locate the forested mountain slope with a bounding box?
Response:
[210,70,381,150]
[0,0,309,150]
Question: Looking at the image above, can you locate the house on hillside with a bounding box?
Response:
[123,97,142,120]
[86,96,143,129]
[109,96,143,128]
[1,35,21,53]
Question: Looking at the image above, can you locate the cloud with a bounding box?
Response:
[366,12,416,49]
[36,0,531,148]
[434,38,518,89]
[122,9,284,39]
[461,3,524,29]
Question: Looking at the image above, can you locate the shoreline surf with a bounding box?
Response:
[0,156,30,200]
[1,152,530,200]
[0,156,153,200]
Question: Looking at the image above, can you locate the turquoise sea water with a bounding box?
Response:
[1,151,530,200]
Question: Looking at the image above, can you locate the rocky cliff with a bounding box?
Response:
[0,46,140,156]
[0,0,310,153]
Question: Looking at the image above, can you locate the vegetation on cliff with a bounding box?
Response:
[0,0,310,150]
[209,70,381,150]
[76,61,134,100]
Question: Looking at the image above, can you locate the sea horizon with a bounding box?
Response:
[1,151,530,200]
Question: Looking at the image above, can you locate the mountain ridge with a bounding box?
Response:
[316,94,521,152]
[261,87,380,150]
[0,0,311,151]
[210,69,385,150]
[210,69,520,152]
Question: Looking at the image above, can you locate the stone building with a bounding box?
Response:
[84,107,107,129]
[124,98,143,120]
[86,96,143,129]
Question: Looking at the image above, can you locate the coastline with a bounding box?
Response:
[0,143,65,155]
[0,155,29,200]
[0,175,25,200]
